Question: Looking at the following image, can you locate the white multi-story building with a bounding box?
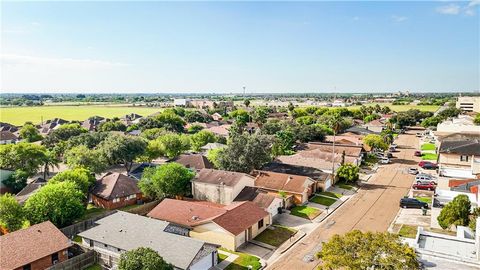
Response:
[456,96,480,113]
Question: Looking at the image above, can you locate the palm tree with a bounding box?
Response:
[328,114,343,180]
[42,150,60,180]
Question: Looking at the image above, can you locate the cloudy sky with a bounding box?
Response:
[1,1,479,93]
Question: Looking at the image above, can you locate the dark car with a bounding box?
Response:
[418,161,438,170]
[400,198,428,209]
[414,151,422,157]
[412,182,436,191]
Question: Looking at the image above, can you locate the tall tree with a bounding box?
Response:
[19,122,42,142]
[316,230,420,270]
[437,194,472,229]
[336,163,360,183]
[98,134,147,171]
[190,130,216,152]
[48,168,96,195]
[0,143,47,176]
[64,145,107,173]
[118,247,173,270]
[43,123,88,148]
[138,112,185,132]
[42,150,61,180]
[99,121,127,132]
[363,134,389,151]
[139,163,195,199]
[0,193,26,233]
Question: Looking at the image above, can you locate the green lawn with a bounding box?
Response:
[422,153,438,160]
[0,105,162,125]
[290,205,322,220]
[253,225,297,247]
[421,143,436,151]
[337,183,354,190]
[218,253,228,263]
[317,191,343,199]
[74,204,108,223]
[310,196,337,206]
[84,264,102,270]
[398,224,418,239]
[415,196,432,204]
[220,249,261,270]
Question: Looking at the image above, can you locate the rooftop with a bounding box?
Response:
[253,170,315,194]
[91,172,141,200]
[172,154,213,170]
[193,168,254,187]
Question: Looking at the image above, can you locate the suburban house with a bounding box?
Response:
[148,199,270,251]
[0,131,18,144]
[345,126,379,135]
[37,118,69,136]
[81,116,108,132]
[438,137,480,179]
[435,115,480,135]
[120,113,143,125]
[200,142,226,152]
[262,162,334,191]
[189,100,234,110]
[325,134,363,146]
[90,172,142,209]
[233,186,284,218]
[252,170,316,205]
[0,122,19,133]
[79,211,219,270]
[362,119,386,133]
[128,163,157,180]
[192,169,255,205]
[0,221,71,270]
[205,124,231,137]
[172,154,213,170]
[304,142,365,160]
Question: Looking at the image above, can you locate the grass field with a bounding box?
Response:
[0,105,162,125]
[220,248,262,270]
[398,224,417,238]
[310,195,337,206]
[254,225,297,247]
[317,191,343,199]
[421,143,436,151]
[290,205,322,220]
[422,153,438,160]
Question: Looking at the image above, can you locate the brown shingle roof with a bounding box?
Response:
[148,199,268,235]
[91,172,141,200]
[0,131,18,141]
[193,169,254,187]
[233,187,277,209]
[253,170,315,194]
[0,221,71,269]
[172,154,213,170]
[305,142,363,157]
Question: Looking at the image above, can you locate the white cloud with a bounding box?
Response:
[391,15,408,22]
[1,54,128,69]
[436,4,461,15]
[468,0,480,8]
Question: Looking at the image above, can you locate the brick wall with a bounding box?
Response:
[15,249,68,270]
[91,193,142,210]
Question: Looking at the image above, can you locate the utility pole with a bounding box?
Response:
[243,86,246,97]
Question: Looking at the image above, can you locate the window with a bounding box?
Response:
[113,198,120,203]
[51,253,59,264]
[460,155,469,162]
[23,264,31,270]
[258,219,264,228]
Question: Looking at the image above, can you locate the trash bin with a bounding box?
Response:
[422,208,427,216]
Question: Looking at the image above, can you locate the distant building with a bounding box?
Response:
[0,131,18,144]
[456,96,480,112]
[174,98,191,107]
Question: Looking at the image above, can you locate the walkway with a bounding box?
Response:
[215,249,238,270]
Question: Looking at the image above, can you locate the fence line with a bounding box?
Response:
[46,250,96,270]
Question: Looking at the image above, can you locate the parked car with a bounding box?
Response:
[408,167,419,174]
[414,151,422,157]
[380,157,390,164]
[418,161,438,170]
[412,182,436,191]
[415,174,436,184]
[391,143,397,148]
[416,133,423,137]
[386,152,393,158]
[400,198,428,209]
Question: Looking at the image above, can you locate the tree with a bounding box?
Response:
[215,133,273,173]
[19,122,42,142]
[295,116,316,125]
[187,124,204,134]
[0,193,26,233]
[24,181,85,227]
[316,230,419,270]
[363,114,380,123]
[157,133,190,159]
[251,107,269,126]
[0,143,47,176]
[228,109,250,124]
[2,170,29,193]
[474,114,480,125]
[41,150,60,180]
[437,194,471,229]
[138,112,185,132]
[363,134,388,151]
[244,99,250,107]
[190,130,216,152]
[184,110,212,123]
[43,123,88,148]
[140,128,168,140]
[65,132,110,151]
[470,207,480,231]
[118,247,173,270]
[48,168,96,195]
[272,129,296,156]
[206,148,223,168]
[64,145,107,173]
[98,134,147,171]
[336,163,360,182]
[99,121,127,132]
[139,163,195,199]
[380,129,395,145]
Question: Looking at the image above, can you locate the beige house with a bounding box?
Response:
[439,137,480,179]
[192,169,255,205]
[148,199,270,251]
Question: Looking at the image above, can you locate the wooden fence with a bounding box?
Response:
[46,250,96,270]
[124,200,160,215]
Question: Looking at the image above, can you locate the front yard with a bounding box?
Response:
[422,153,438,160]
[421,143,436,151]
[218,253,228,263]
[415,196,432,204]
[254,225,297,247]
[290,205,322,220]
[220,249,261,270]
[398,224,418,238]
[317,191,343,199]
[310,196,337,206]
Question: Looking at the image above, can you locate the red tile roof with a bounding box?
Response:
[448,179,477,188]
[0,221,71,269]
[148,199,268,235]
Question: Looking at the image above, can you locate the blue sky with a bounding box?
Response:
[1,1,479,93]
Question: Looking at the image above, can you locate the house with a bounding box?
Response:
[90,172,142,209]
[206,124,231,137]
[192,169,255,205]
[436,115,480,135]
[0,122,19,133]
[362,119,386,133]
[174,98,191,107]
[172,154,213,170]
[148,199,270,251]
[120,113,143,125]
[37,118,68,135]
[438,137,480,179]
[190,100,234,110]
[15,177,47,204]
[325,134,363,146]
[0,221,71,270]
[456,96,480,112]
[234,186,284,218]
[304,142,364,160]
[200,142,226,152]
[252,170,316,205]
[128,163,157,180]
[81,116,107,132]
[344,126,379,135]
[0,131,18,144]
[211,113,223,121]
[78,211,219,270]
[262,162,334,191]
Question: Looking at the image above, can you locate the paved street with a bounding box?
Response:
[267,132,420,270]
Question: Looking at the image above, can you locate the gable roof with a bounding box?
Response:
[91,172,141,200]
[148,199,268,235]
[439,140,480,156]
[364,119,385,127]
[253,170,315,194]
[206,125,231,137]
[261,162,331,182]
[345,126,378,135]
[0,131,18,141]
[172,154,213,170]
[0,221,71,269]
[193,169,254,187]
[78,212,214,270]
[304,142,363,157]
[233,186,278,209]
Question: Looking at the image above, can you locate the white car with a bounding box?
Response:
[408,168,419,174]
[380,157,390,164]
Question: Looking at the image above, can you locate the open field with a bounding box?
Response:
[0,105,162,125]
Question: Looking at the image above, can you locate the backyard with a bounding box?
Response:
[254,225,297,247]
[290,205,322,220]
